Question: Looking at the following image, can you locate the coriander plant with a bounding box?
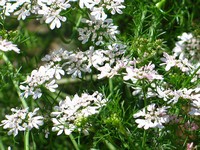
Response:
[0,0,200,149]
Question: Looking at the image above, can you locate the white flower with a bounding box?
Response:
[47,65,65,80]
[14,3,31,20]
[0,108,43,136]
[91,49,108,68]
[156,86,174,101]
[96,59,127,79]
[45,10,67,30]
[155,86,200,104]
[19,85,34,98]
[20,63,62,99]
[51,92,107,135]
[123,62,163,83]
[45,80,58,92]
[8,146,11,150]
[133,104,170,130]
[41,49,67,62]
[189,100,200,116]
[97,63,112,79]
[172,32,200,80]
[32,88,42,99]
[27,108,44,130]
[106,0,125,15]
[160,52,177,71]
[52,118,76,135]
[63,50,91,78]
[37,0,71,29]
[79,0,100,9]
[0,0,72,29]
[160,52,193,72]
[0,38,20,53]
[78,16,119,45]
[91,6,107,21]
[178,32,193,43]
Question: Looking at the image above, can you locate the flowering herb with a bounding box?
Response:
[0,0,199,149]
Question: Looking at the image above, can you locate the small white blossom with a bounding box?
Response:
[91,6,107,21]
[156,86,200,104]
[189,100,200,116]
[51,91,107,135]
[123,62,163,83]
[79,0,100,9]
[0,0,72,29]
[133,104,170,130]
[0,37,20,53]
[172,32,200,81]
[78,16,119,45]
[63,50,92,78]
[45,80,58,92]
[26,108,44,130]
[105,0,125,15]
[20,62,64,99]
[78,0,125,21]
[160,52,193,72]
[0,108,43,136]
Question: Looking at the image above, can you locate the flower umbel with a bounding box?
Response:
[0,108,43,136]
[133,104,170,130]
[51,91,107,135]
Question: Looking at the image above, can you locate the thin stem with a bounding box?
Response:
[109,78,113,93]
[142,130,146,148]
[13,79,28,108]
[1,52,29,149]
[104,140,117,150]
[24,130,30,150]
[142,80,147,148]
[69,134,79,150]
[1,53,28,108]
[0,137,5,150]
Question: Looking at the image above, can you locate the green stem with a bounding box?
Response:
[142,130,146,148]
[142,80,147,148]
[1,52,29,149]
[104,140,116,150]
[24,130,30,150]
[0,137,5,150]
[13,79,28,108]
[69,134,79,150]
[141,81,147,111]
[109,78,113,93]
[1,53,28,108]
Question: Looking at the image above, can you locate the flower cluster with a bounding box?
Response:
[77,0,125,46]
[0,0,72,29]
[51,91,107,135]
[133,104,170,130]
[189,99,200,116]
[122,33,200,130]
[123,62,163,83]
[0,108,43,136]
[63,50,92,78]
[156,87,200,104]
[0,0,125,30]
[173,33,200,65]
[0,37,20,53]
[78,16,119,45]
[20,42,127,99]
[160,52,193,72]
[20,62,64,99]
[161,33,200,82]
[78,0,125,20]
[91,43,127,79]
